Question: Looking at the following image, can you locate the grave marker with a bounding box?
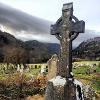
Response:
[45,2,85,100]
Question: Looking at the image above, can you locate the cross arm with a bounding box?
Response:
[51,24,61,35]
[71,20,85,33]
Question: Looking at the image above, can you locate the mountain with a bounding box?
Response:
[0,2,100,47]
[0,31,59,63]
[25,40,59,54]
[1,30,100,63]
[0,30,24,47]
[25,40,60,63]
[73,37,100,60]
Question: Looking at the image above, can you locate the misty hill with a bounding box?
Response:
[0,31,59,63]
[73,37,100,60]
[0,30,24,47]
[25,40,59,54]
[0,30,100,63]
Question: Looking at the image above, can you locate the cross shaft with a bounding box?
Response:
[51,2,85,78]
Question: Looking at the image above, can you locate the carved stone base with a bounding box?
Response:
[45,81,65,100]
[45,77,85,100]
[45,76,78,100]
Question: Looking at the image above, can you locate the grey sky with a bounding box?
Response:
[0,0,100,32]
[0,2,57,43]
[0,0,100,47]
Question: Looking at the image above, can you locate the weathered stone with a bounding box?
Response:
[45,2,85,100]
[45,78,85,100]
[51,2,85,78]
[45,76,65,100]
[47,54,59,80]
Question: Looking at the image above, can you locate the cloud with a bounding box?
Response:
[0,2,59,44]
[0,2,100,47]
[0,2,51,34]
[15,31,58,43]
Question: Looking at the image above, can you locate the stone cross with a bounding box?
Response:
[51,2,85,78]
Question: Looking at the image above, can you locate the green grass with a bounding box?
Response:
[0,61,100,93]
[0,73,8,80]
[96,66,100,72]
[92,78,100,91]
[74,61,100,64]
[72,63,100,93]
[73,66,87,75]
[24,68,40,77]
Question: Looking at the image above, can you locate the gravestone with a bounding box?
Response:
[47,54,59,80]
[41,65,45,74]
[45,2,85,100]
[17,64,20,72]
[51,3,85,78]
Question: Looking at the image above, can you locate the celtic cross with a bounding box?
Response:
[51,2,85,78]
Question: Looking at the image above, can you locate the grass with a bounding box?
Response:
[72,63,100,94]
[0,61,100,94]
[24,68,40,77]
[92,78,100,92]
[73,61,100,64]
[73,66,87,75]
[96,66,100,72]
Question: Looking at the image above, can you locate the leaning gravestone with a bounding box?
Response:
[47,54,59,80]
[45,2,85,100]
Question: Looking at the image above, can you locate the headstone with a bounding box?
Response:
[19,65,23,73]
[17,64,20,72]
[41,65,45,74]
[47,54,59,80]
[45,2,85,100]
[51,3,85,78]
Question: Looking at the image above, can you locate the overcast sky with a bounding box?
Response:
[0,0,100,32]
[0,0,100,47]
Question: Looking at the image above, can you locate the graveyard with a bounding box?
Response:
[0,61,100,99]
[0,1,100,100]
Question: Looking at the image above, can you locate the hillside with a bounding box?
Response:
[0,31,59,63]
[73,37,100,60]
[0,30,100,63]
